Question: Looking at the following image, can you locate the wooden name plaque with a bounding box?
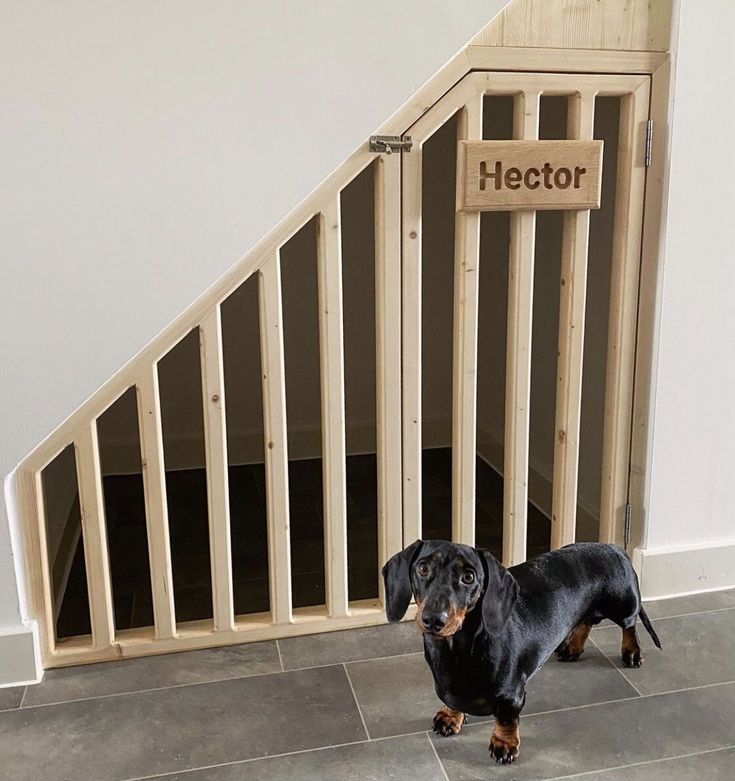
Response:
[457,140,603,212]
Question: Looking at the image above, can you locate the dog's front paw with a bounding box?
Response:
[489,734,519,764]
[432,707,465,737]
[489,723,520,765]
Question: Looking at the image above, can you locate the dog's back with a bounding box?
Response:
[510,542,660,663]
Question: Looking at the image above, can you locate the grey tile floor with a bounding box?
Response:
[1,590,734,781]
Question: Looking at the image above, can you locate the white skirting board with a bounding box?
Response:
[633,541,735,601]
[0,620,42,688]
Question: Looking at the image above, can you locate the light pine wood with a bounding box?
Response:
[471,0,673,52]
[401,131,423,545]
[472,71,649,99]
[199,308,235,632]
[136,368,177,640]
[74,423,116,649]
[599,78,651,545]
[401,71,649,565]
[466,47,667,74]
[375,155,404,579]
[457,139,603,212]
[258,254,294,625]
[550,92,596,550]
[402,76,477,544]
[43,600,416,668]
[451,94,483,546]
[503,90,540,567]
[15,468,57,665]
[628,57,675,551]
[317,199,350,618]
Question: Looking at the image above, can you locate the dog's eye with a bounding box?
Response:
[416,562,430,577]
[460,571,475,585]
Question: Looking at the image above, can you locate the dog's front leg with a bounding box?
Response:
[431,706,465,736]
[489,695,524,764]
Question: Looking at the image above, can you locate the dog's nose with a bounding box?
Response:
[422,609,449,632]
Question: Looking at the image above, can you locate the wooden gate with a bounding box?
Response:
[14,69,650,668]
[402,71,649,561]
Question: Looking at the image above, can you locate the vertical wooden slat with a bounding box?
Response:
[317,200,350,618]
[136,366,177,639]
[503,90,540,567]
[75,422,116,648]
[600,79,651,544]
[18,468,57,663]
[199,308,235,631]
[452,94,483,546]
[402,138,424,543]
[375,154,403,588]
[551,91,597,550]
[258,253,293,624]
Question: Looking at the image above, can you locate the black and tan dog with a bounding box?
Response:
[382,540,661,765]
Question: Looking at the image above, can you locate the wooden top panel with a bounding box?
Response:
[472,0,673,52]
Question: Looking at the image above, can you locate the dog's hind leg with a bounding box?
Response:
[621,625,643,668]
[555,622,592,662]
[432,707,465,737]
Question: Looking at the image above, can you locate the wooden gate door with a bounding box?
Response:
[401,71,649,563]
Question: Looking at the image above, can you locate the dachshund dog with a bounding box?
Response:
[382,540,661,765]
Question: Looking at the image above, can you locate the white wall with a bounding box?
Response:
[645,0,735,549]
[0,1,506,655]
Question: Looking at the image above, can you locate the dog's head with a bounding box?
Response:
[381,540,518,638]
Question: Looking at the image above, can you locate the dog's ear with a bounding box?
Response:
[381,540,424,622]
[477,548,519,634]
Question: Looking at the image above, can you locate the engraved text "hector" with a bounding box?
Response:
[479,161,587,191]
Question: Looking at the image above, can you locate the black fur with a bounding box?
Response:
[382,540,661,762]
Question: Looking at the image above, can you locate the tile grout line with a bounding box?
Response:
[275,639,285,672]
[589,636,644,697]
[519,678,735,720]
[539,742,735,781]
[10,599,731,709]
[16,651,424,712]
[118,727,735,781]
[638,605,735,622]
[425,731,451,781]
[14,601,730,711]
[342,663,371,741]
[291,650,422,674]
[119,729,433,781]
[13,666,735,720]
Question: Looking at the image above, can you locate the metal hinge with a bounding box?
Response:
[644,120,653,167]
[369,135,413,155]
[624,503,632,548]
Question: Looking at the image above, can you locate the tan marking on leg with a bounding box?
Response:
[432,706,465,737]
[622,626,643,668]
[489,719,520,764]
[556,622,592,661]
[568,622,591,655]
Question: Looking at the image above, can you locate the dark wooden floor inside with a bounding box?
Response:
[56,448,552,637]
